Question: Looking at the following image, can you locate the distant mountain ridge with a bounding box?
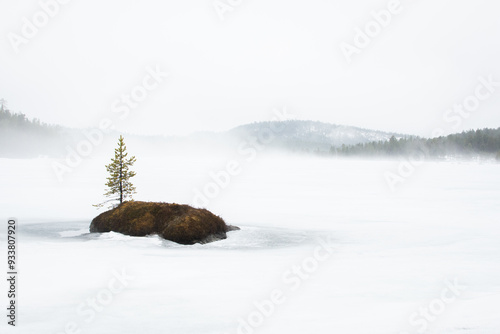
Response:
[225,120,404,152]
[3,98,498,159]
[0,99,411,157]
[0,103,410,157]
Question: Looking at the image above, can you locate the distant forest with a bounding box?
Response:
[331,128,500,160]
[1,98,500,160]
[0,99,65,157]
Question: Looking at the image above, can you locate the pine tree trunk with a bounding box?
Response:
[119,160,123,204]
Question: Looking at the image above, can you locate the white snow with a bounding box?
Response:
[0,155,499,333]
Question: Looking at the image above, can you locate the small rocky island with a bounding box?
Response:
[90,201,239,245]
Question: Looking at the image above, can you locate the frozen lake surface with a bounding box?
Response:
[0,155,499,333]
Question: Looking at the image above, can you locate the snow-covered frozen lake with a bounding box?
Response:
[0,155,499,333]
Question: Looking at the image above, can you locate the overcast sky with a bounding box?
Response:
[1,0,499,136]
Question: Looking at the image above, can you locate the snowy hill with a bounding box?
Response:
[0,110,403,157]
[224,120,402,152]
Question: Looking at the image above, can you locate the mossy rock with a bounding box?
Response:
[90,201,236,245]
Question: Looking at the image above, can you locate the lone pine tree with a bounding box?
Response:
[95,135,136,208]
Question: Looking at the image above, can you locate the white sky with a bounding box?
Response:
[1,0,499,136]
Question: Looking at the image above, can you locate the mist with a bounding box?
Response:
[2,1,500,136]
[2,0,500,333]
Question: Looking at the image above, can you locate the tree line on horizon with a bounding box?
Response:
[330,128,500,160]
[0,100,60,133]
[0,99,65,157]
[2,99,500,160]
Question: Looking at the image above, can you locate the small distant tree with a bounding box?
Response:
[94,135,136,208]
[0,98,7,112]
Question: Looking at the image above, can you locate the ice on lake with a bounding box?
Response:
[0,155,499,333]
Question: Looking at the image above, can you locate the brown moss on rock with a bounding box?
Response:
[90,201,235,245]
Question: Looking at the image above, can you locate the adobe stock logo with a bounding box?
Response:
[339,0,403,64]
[51,65,168,182]
[213,0,244,21]
[55,268,134,334]
[222,235,335,334]
[8,0,73,53]
[400,278,466,334]
[193,107,294,208]
[384,74,499,192]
